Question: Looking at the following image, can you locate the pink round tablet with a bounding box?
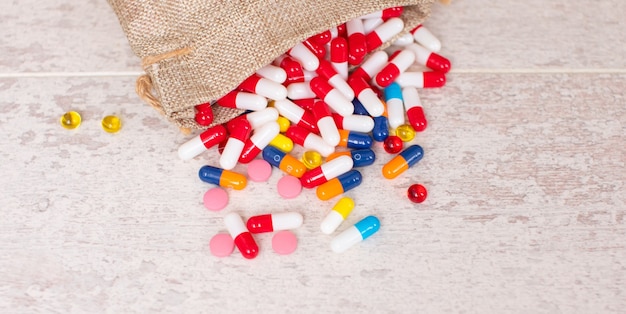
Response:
[247,159,272,182]
[203,187,229,211]
[277,175,302,199]
[272,230,298,255]
[209,233,235,257]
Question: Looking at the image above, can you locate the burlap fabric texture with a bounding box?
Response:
[108,0,436,133]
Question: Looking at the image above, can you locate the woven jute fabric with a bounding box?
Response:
[108,0,435,131]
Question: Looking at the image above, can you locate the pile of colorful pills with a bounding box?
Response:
[181,6,446,258]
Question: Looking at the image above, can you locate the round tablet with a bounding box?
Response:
[209,233,235,257]
[272,230,298,255]
[247,159,272,182]
[277,175,302,199]
[203,187,229,211]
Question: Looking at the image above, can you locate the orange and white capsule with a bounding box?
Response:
[348,76,385,117]
[365,17,404,52]
[410,24,441,52]
[178,124,228,160]
[239,121,280,163]
[310,77,354,117]
[220,118,252,170]
[238,74,288,100]
[215,90,267,111]
[405,43,451,73]
[375,49,415,88]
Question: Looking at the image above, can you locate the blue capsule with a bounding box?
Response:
[372,115,389,142]
[352,98,370,116]
[338,130,372,148]
[349,148,376,167]
[383,82,403,102]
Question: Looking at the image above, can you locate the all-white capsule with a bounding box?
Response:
[255,64,287,83]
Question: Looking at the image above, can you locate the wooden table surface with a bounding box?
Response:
[1,1,624,313]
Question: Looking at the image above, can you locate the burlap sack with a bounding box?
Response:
[108,0,436,133]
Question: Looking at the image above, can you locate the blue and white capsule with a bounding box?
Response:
[384,82,405,129]
[330,216,380,253]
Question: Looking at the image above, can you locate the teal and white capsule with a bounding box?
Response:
[330,216,380,253]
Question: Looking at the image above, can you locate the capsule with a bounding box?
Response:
[220,118,252,170]
[330,37,348,80]
[362,17,384,35]
[384,82,405,129]
[332,113,374,133]
[346,18,367,65]
[194,102,214,126]
[326,148,375,167]
[312,100,340,146]
[300,155,353,188]
[330,215,380,253]
[239,122,280,163]
[246,212,304,233]
[316,170,362,201]
[268,133,294,153]
[395,71,446,88]
[316,60,354,100]
[348,76,384,117]
[405,43,451,73]
[273,99,318,133]
[238,74,288,100]
[310,77,354,117]
[410,24,441,52]
[215,90,267,111]
[302,38,326,59]
[382,144,424,179]
[359,6,403,20]
[286,82,317,100]
[255,64,287,84]
[365,17,404,52]
[352,98,370,116]
[291,98,316,111]
[230,107,279,130]
[199,165,247,190]
[402,86,427,132]
[274,55,305,85]
[320,197,354,234]
[375,49,415,88]
[287,42,319,71]
[177,124,227,160]
[349,51,388,83]
[392,33,416,47]
[262,146,307,178]
[224,212,258,259]
[338,129,372,149]
[309,30,332,45]
[285,125,335,157]
[372,115,389,142]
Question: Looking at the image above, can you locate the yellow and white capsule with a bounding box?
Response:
[320,197,355,234]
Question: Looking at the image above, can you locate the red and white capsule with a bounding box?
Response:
[405,43,451,73]
[316,59,354,100]
[224,212,258,259]
[312,100,340,146]
[410,24,441,52]
[402,86,427,132]
[309,30,332,45]
[255,64,287,83]
[274,55,305,85]
[238,74,288,100]
[346,18,367,65]
[215,91,267,111]
[348,76,385,117]
[273,99,318,133]
[299,155,354,188]
[362,18,384,34]
[287,82,317,100]
[220,118,252,170]
[365,17,404,53]
[177,124,227,160]
[309,77,354,117]
[229,107,279,130]
[330,37,348,80]
[395,71,446,88]
[375,49,416,88]
[332,113,374,133]
[287,42,319,71]
[349,50,388,83]
[285,125,335,157]
[392,33,415,47]
[239,121,281,163]
[302,38,326,59]
[246,212,304,233]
